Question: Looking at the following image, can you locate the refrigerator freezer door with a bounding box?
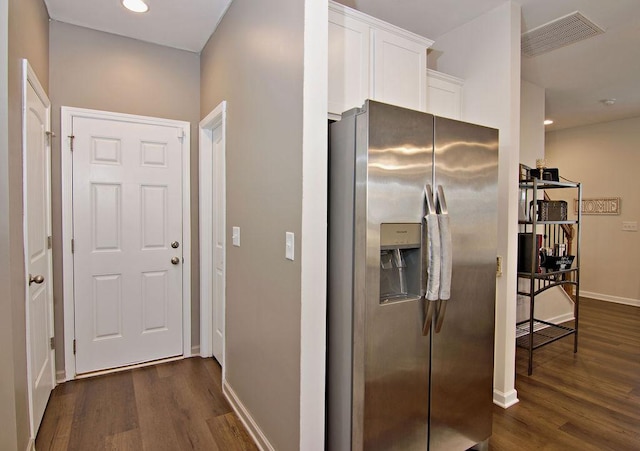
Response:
[430,117,499,450]
[359,101,434,450]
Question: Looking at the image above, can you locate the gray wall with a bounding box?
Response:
[49,21,201,372]
[200,0,304,449]
[546,117,640,304]
[2,0,49,448]
[0,0,16,447]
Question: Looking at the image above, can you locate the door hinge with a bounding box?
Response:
[69,135,75,152]
[50,337,55,350]
[177,129,185,141]
[71,238,75,253]
[73,339,76,355]
[48,236,52,250]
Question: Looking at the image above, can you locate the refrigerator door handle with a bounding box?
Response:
[423,185,440,336]
[435,185,452,333]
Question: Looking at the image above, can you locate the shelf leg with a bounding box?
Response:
[528,293,534,376]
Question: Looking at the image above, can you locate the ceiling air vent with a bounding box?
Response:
[521,11,604,58]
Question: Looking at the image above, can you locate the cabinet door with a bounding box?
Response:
[328,9,370,116]
[372,28,427,112]
[426,70,463,119]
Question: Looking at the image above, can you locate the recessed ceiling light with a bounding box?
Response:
[544,119,554,125]
[600,98,616,106]
[122,0,149,13]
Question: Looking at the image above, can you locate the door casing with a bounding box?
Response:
[199,101,226,370]
[61,107,191,380]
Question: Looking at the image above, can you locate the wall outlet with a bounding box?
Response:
[622,221,638,232]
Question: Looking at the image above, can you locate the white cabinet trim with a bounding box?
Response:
[427,68,464,86]
[329,1,433,48]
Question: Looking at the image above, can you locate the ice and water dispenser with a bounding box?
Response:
[379,223,421,303]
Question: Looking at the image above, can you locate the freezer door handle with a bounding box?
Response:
[435,185,452,333]
[423,300,438,336]
[423,185,440,335]
[434,300,448,333]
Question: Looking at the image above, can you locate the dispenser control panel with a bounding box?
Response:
[380,223,421,249]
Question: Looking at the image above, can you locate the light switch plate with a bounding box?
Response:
[286,232,295,260]
[232,226,240,246]
[622,221,638,232]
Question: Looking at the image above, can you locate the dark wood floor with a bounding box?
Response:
[36,357,258,451]
[490,298,640,450]
[38,298,639,450]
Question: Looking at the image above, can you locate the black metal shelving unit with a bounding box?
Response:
[517,179,582,375]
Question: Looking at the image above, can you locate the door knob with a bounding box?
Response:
[171,241,180,249]
[171,257,180,265]
[29,274,45,285]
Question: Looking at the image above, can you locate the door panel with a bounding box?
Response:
[24,64,54,437]
[372,29,427,112]
[73,117,183,374]
[92,183,121,250]
[430,117,498,450]
[362,101,434,450]
[142,270,169,331]
[213,124,225,363]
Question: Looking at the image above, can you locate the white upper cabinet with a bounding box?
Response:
[372,29,428,112]
[328,7,370,116]
[328,1,433,117]
[426,69,463,120]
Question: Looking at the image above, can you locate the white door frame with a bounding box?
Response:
[61,107,191,380]
[22,58,55,439]
[199,101,226,368]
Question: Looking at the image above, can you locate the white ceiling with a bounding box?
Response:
[339,0,640,130]
[44,0,232,52]
[44,0,640,130]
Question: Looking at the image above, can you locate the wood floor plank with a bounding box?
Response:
[104,429,143,450]
[37,358,256,451]
[36,297,638,450]
[131,364,183,451]
[67,370,139,450]
[491,298,640,450]
[206,412,259,451]
[156,364,224,450]
[35,392,76,451]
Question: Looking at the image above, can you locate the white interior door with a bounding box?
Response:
[23,60,55,437]
[72,116,184,374]
[211,121,225,363]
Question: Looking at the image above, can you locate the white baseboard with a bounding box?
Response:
[26,438,35,451]
[56,369,66,383]
[581,291,640,308]
[191,344,200,357]
[223,380,274,451]
[493,388,519,408]
[545,312,575,325]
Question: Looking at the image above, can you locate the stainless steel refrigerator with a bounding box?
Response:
[328,100,498,450]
